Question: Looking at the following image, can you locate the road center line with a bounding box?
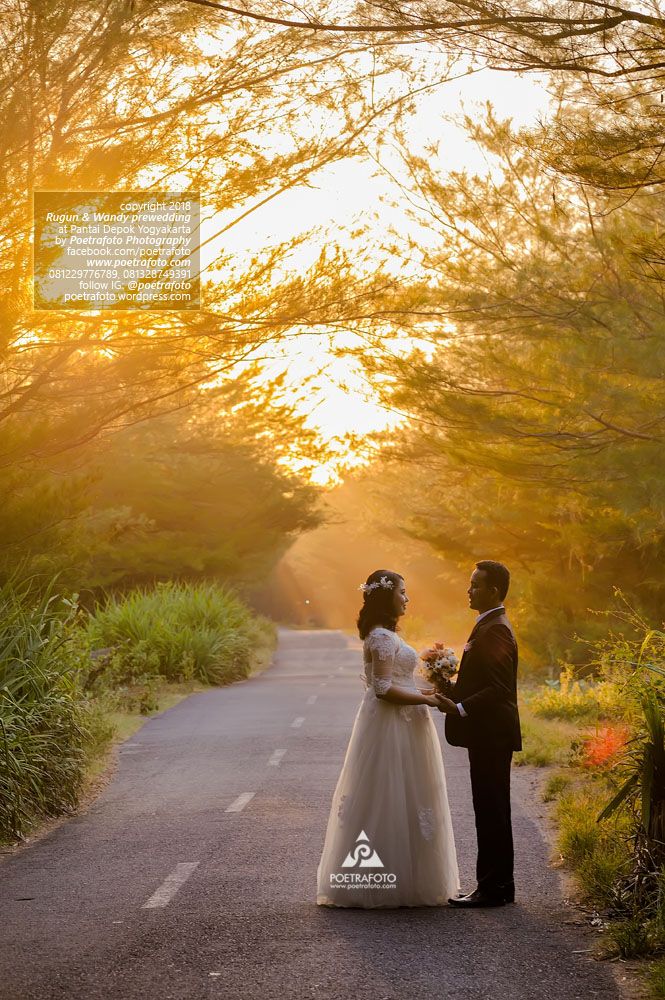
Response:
[268,749,286,766]
[306,694,317,705]
[141,862,199,909]
[291,716,305,728]
[226,792,255,813]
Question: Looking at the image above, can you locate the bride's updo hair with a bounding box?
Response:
[356,569,404,640]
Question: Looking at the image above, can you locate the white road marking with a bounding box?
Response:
[291,716,305,728]
[319,682,327,687]
[226,792,255,813]
[269,749,286,766]
[141,862,199,909]
[306,694,318,705]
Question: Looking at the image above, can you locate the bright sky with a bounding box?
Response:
[193,36,552,483]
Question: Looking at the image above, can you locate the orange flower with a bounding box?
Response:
[581,725,630,769]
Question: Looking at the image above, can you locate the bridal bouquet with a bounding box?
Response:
[419,643,459,694]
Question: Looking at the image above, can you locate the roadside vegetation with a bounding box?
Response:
[0,577,275,845]
[513,599,665,995]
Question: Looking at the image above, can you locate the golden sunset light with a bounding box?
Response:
[197,55,550,471]
[4,2,665,996]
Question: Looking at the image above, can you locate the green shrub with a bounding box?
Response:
[530,665,625,722]
[0,579,100,842]
[577,849,628,903]
[607,918,653,959]
[537,606,665,973]
[0,578,274,844]
[559,790,603,865]
[87,580,275,686]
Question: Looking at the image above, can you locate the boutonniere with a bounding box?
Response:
[463,641,473,652]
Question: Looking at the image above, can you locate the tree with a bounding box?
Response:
[0,0,434,458]
[79,378,325,591]
[0,365,326,589]
[180,0,665,211]
[0,0,452,571]
[180,0,665,81]
[343,106,665,662]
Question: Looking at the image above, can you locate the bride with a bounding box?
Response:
[316,569,460,907]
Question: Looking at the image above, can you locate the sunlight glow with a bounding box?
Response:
[194,30,552,482]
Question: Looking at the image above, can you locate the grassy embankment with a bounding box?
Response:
[0,578,275,846]
[515,653,665,998]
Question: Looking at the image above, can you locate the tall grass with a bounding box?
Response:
[535,607,665,974]
[87,581,275,686]
[556,781,631,904]
[0,578,100,842]
[1,578,275,844]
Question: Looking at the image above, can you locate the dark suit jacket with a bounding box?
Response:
[444,608,522,752]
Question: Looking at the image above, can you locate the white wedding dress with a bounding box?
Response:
[316,626,460,907]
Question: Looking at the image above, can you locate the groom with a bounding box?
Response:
[435,560,521,908]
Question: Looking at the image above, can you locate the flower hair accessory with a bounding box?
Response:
[359,575,394,594]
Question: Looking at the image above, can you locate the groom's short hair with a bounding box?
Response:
[476,560,510,601]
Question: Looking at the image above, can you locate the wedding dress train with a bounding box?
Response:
[316,626,460,908]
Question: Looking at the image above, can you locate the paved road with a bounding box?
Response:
[0,629,622,1000]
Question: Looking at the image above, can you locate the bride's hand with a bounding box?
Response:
[423,694,441,708]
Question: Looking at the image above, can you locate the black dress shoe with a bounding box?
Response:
[448,889,506,908]
[496,883,515,903]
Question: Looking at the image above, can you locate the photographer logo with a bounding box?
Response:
[331,831,397,890]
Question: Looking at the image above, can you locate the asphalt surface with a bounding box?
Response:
[0,629,623,1000]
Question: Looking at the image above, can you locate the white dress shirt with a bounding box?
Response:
[457,606,505,717]
[474,605,505,624]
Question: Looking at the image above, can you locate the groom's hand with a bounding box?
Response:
[435,695,460,715]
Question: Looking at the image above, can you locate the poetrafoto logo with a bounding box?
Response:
[329,829,397,891]
[341,830,384,868]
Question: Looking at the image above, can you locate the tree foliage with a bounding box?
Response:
[0,367,325,590]
[0,0,435,582]
[347,106,665,662]
[182,0,665,81]
[79,373,325,591]
[0,0,418,456]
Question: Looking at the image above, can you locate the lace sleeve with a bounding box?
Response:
[365,628,397,697]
